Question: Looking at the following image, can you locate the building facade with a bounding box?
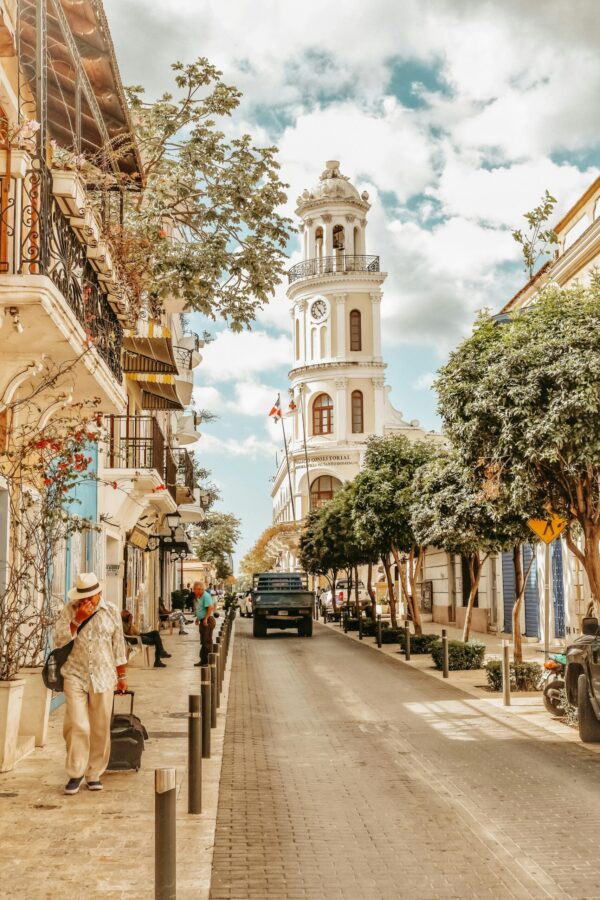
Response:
[271,160,437,569]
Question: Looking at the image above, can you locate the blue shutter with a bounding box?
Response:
[523,544,540,638]
[502,552,515,634]
[552,540,566,638]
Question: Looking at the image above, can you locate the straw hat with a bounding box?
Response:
[67,572,103,603]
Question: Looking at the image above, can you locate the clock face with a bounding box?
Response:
[311,299,327,321]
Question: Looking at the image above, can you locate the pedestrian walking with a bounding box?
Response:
[193,581,216,667]
[53,572,127,795]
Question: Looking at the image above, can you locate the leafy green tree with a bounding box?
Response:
[436,278,600,619]
[412,453,531,643]
[362,435,438,634]
[512,190,558,279]
[193,511,241,581]
[110,58,292,329]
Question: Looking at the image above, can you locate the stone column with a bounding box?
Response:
[370,291,382,360]
[345,214,356,256]
[372,376,386,434]
[298,299,307,364]
[323,214,333,263]
[335,377,349,442]
[335,293,347,359]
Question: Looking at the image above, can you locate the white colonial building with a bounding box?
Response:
[271,160,435,546]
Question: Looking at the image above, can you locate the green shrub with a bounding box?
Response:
[346,618,359,631]
[381,628,402,644]
[361,618,389,637]
[398,632,439,655]
[430,639,485,671]
[485,659,542,692]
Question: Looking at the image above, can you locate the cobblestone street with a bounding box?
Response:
[210,619,600,900]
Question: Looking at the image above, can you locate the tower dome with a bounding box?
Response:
[296,160,370,214]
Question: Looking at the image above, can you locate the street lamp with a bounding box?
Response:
[165,511,182,536]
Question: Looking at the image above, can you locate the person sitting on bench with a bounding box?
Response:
[158,599,189,634]
[121,611,172,668]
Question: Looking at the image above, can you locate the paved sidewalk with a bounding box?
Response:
[321,618,592,750]
[0,619,235,899]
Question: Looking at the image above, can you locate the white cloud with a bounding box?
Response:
[191,385,224,412]
[413,372,436,390]
[199,330,292,383]
[230,381,281,418]
[192,430,279,460]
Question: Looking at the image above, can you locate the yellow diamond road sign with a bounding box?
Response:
[527,513,568,544]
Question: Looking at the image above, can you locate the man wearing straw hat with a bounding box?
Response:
[54,572,127,795]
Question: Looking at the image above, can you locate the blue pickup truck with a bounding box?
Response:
[251,572,314,638]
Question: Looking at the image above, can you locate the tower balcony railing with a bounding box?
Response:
[287,254,380,284]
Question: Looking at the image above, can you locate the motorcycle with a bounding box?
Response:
[540,653,567,716]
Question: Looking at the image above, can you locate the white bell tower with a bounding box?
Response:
[271,160,429,531]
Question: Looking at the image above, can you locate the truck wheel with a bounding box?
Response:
[303,616,313,638]
[253,618,266,638]
[577,673,600,741]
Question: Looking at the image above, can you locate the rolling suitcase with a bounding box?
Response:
[107,690,148,772]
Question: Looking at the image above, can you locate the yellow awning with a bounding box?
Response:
[122,321,177,374]
[127,373,184,411]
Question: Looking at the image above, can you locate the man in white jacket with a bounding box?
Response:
[53,572,127,795]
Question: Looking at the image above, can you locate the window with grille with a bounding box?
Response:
[351,390,364,433]
[350,310,361,350]
[312,393,333,435]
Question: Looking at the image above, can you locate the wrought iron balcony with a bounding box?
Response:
[104,416,166,480]
[171,447,196,495]
[287,254,380,284]
[173,346,194,370]
[0,156,123,380]
[165,448,177,502]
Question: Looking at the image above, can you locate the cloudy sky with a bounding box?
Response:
[104,0,600,560]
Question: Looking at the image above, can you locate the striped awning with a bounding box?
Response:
[122,321,177,374]
[127,373,184,411]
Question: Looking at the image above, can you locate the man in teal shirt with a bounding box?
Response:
[193,581,215,667]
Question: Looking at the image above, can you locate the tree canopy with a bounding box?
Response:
[193,511,241,581]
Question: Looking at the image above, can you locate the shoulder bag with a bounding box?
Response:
[42,610,99,692]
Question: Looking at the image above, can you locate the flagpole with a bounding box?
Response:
[280,412,296,522]
[298,384,312,512]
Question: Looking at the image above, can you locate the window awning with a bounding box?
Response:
[127,373,184,411]
[122,322,177,374]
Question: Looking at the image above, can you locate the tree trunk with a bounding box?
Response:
[408,547,425,636]
[391,547,411,621]
[512,545,524,664]
[566,522,600,618]
[366,561,376,620]
[354,566,360,617]
[331,569,338,614]
[462,553,488,643]
[382,553,397,629]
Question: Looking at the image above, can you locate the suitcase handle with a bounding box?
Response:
[112,689,134,716]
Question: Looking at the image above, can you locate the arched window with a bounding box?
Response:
[312,393,333,435]
[310,327,316,360]
[315,226,323,259]
[310,475,342,509]
[333,224,344,250]
[295,318,300,360]
[350,310,362,351]
[351,390,364,433]
[319,325,326,358]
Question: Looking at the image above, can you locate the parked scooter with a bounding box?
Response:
[541,653,567,716]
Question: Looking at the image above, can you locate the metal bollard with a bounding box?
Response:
[322,606,327,624]
[188,694,202,814]
[442,629,449,679]
[155,768,176,900]
[343,611,348,633]
[376,614,382,648]
[218,635,225,692]
[404,621,411,661]
[358,613,363,640]
[502,640,511,706]
[209,652,218,727]
[200,666,211,758]
[213,641,221,708]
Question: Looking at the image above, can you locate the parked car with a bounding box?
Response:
[322,579,369,611]
[565,616,600,741]
[238,592,253,617]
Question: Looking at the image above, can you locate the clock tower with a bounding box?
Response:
[272,161,432,536]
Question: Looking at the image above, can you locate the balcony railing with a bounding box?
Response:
[287,254,380,284]
[105,416,166,479]
[165,448,177,502]
[173,346,194,370]
[172,447,196,494]
[0,155,123,380]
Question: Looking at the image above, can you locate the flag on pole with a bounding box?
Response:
[268,394,282,420]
